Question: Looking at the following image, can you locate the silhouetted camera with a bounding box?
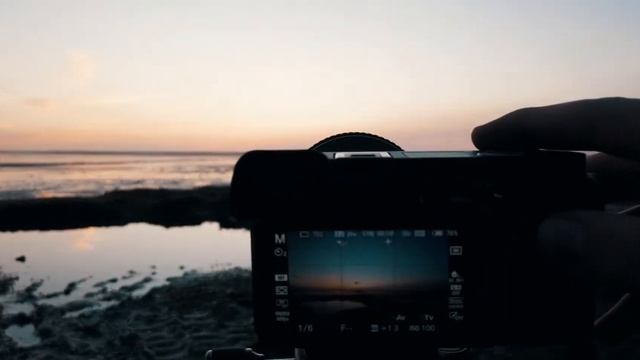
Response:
[230,133,599,359]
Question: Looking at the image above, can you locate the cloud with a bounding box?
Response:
[66,50,96,82]
[23,97,57,109]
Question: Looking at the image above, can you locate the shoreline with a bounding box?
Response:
[0,186,246,232]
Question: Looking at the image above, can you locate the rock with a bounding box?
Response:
[60,300,97,313]
[15,255,26,263]
[93,277,118,288]
[119,332,140,348]
[119,277,153,293]
[121,270,137,280]
[16,279,44,302]
[37,326,54,339]
[7,312,32,326]
[0,268,256,358]
[0,271,19,295]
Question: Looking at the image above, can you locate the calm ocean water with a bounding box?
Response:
[0,223,250,313]
[0,151,240,200]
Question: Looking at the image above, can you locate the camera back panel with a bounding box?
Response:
[232,150,598,350]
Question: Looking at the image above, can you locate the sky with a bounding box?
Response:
[288,231,448,293]
[1,0,639,151]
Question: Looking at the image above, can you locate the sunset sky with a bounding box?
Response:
[1,1,639,151]
[288,231,448,293]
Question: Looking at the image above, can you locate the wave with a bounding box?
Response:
[0,152,239,200]
[0,162,128,168]
[0,150,243,156]
[0,160,237,169]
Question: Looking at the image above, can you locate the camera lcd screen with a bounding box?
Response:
[272,229,464,336]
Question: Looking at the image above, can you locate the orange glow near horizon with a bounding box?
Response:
[1,2,639,152]
[0,97,490,151]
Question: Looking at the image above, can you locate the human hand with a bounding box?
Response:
[472,97,640,341]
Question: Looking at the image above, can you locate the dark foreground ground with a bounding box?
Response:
[0,186,242,232]
[0,268,256,360]
[3,268,640,359]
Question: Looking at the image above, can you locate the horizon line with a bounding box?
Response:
[0,149,245,156]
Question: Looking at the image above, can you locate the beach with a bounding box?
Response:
[0,268,256,359]
[0,152,258,358]
[0,193,256,359]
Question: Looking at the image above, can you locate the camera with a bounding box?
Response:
[228,133,599,359]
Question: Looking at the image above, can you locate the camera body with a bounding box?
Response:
[231,144,598,356]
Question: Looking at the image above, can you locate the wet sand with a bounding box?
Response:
[0,268,255,359]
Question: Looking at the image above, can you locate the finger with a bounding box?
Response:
[472,97,640,160]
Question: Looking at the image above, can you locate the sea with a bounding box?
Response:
[0,151,240,200]
[0,151,250,346]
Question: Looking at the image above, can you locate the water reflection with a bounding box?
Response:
[4,324,40,347]
[71,227,98,251]
[0,223,250,306]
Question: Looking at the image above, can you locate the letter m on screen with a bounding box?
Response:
[275,234,286,244]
